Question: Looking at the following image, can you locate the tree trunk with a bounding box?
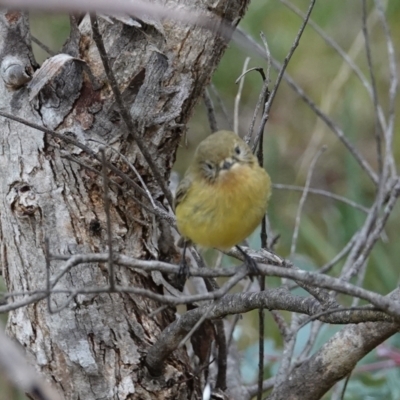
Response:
[0,2,249,399]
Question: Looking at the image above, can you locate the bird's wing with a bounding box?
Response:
[174,174,193,211]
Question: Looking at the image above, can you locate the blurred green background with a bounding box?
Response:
[2,1,400,398]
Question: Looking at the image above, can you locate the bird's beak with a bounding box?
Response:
[221,158,235,171]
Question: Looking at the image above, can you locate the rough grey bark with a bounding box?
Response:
[268,321,398,400]
[0,2,250,399]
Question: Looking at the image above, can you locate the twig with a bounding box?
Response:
[244,377,275,400]
[339,67,398,281]
[203,89,218,133]
[1,270,396,326]
[144,285,394,376]
[200,273,229,391]
[341,174,396,282]
[62,153,168,222]
[35,251,393,319]
[0,110,174,223]
[270,309,289,339]
[45,237,53,314]
[0,271,246,313]
[290,146,326,257]
[100,148,115,290]
[272,183,369,213]
[294,306,379,335]
[250,35,272,399]
[318,232,359,274]
[214,319,228,390]
[178,305,214,348]
[90,14,174,206]
[352,263,368,307]
[257,276,265,400]
[89,139,157,209]
[272,322,297,389]
[234,57,250,134]
[339,374,352,400]
[252,0,317,151]
[2,250,400,321]
[236,67,266,83]
[148,305,169,318]
[210,83,233,129]
[295,320,322,363]
[343,179,400,281]
[31,35,55,56]
[226,279,253,348]
[245,34,271,146]
[245,77,268,146]
[361,0,382,176]
[376,0,398,179]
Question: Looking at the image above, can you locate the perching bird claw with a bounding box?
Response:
[236,245,260,278]
[177,240,190,280]
[178,258,190,279]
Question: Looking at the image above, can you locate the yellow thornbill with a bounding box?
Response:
[174,130,271,274]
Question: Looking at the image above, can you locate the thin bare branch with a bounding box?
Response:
[0,111,174,223]
[100,148,116,290]
[257,281,265,400]
[144,286,395,376]
[362,0,383,175]
[234,57,250,134]
[89,139,158,210]
[226,279,253,348]
[295,320,323,363]
[290,146,326,257]
[203,89,218,133]
[272,326,297,389]
[252,0,317,150]
[245,32,271,146]
[375,0,398,179]
[45,237,54,314]
[318,232,359,274]
[214,318,228,391]
[245,377,275,400]
[294,305,379,335]
[210,83,233,129]
[90,14,174,206]
[178,305,214,348]
[31,35,55,56]
[62,153,167,222]
[273,183,369,213]
[343,179,400,281]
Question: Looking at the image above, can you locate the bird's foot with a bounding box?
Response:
[235,245,260,279]
[244,254,260,276]
[178,258,190,280]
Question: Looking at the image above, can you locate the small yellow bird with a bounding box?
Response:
[174,130,271,273]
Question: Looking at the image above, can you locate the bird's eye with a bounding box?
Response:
[234,145,241,155]
[204,162,214,170]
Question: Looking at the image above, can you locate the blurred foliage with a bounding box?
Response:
[183,0,400,398]
[1,1,400,399]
